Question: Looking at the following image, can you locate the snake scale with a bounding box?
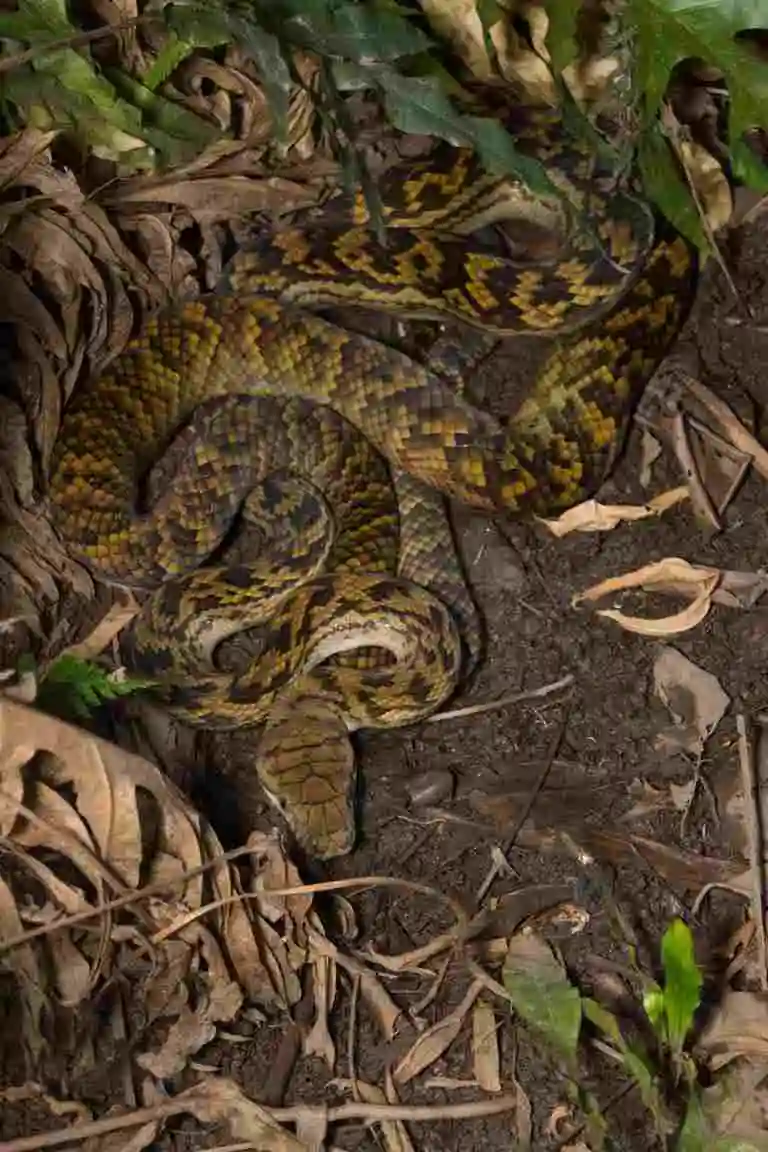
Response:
[48,103,699,858]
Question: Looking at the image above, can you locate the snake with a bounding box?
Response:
[47,102,699,859]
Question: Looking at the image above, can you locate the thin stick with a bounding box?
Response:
[427,675,574,724]
[736,714,768,990]
[0,1093,520,1152]
[475,711,570,905]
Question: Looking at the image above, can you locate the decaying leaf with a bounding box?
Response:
[417,0,556,101]
[573,557,722,637]
[393,979,484,1085]
[502,932,582,1066]
[58,593,140,662]
[0,698,293,1077]
[542,488,688,538]
[472,997,501,1093]
[697,990,768,1070]
[181,1077,311,1151]
[654,647,730,757]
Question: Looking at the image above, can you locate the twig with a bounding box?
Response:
[427,675,574,724]
[475,710,570,905]
[0,1093,520,1152]
[736,714,768,990]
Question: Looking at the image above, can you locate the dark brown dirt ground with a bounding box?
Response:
[3,206,768,1150]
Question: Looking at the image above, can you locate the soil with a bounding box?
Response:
[3,208,768,1151]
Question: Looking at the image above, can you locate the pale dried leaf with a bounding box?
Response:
[183,1076,312,1150]
[49,931,93,1005]
[697,990,768,1070]
[621,779,676,822]
[294,1108,328,1151]
[109,176,317,223]
[309,926,400,1041]
[303,949,336,1069]
[573,557,721,637]
[639,430,663,488]
[514,1077,533,1150]
[418,0,496,79]
[393,979,484,1085]
[542,488,688,537]
[84,1118,160,1152]
[654,647,730,755]
[60,594,140,661]
[472,997,501,1093]
[678,138,734,233]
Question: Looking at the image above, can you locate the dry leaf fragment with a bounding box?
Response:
[542,488,688,538]
[697,989,768,1070]
[393,979,484,1085]
[472,998,501,1093]
[573,557,721,636]
[654,647,730,756]
[60,593,140,661]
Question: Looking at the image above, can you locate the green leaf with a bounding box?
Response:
[731,138,768,192]
[628,0,768,193]
[502,933,582,1065]
[660,918,702,1056]
[263,0,432,62]
[638,125,709,252]
[581,997,623,1047]
[141,33,197,92]
[38,654,156,723]
[543,0,582,72]
[623,1044,671,1131]
[643,984,667,1037]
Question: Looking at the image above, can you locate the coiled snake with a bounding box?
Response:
[48,104,698,858]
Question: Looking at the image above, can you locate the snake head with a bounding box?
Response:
[255,694,358,860]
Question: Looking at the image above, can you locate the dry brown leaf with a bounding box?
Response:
[0,699,279,1078]
[698,1060,768,1146]
[108,175,318,223]
[331,1079,415,1152]
[542,488,688,537]
[60,594,140,661]
[393,978,484,1086]
[183,1077,311,1150]
[418,0,555,100]
[472,997,501,1093]
[309,925,401,1041]
[697,990,768,1070]
[621,779,676,822]
[573,557,721,636]
[654,646,730,757]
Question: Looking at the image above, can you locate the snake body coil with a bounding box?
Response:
[48,106,698,858]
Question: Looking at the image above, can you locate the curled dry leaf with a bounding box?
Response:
[418,0,555,101]
[0,699,290,1077]
[542,487,688,538]
[654,647,730,757]
[573,557,722,637]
